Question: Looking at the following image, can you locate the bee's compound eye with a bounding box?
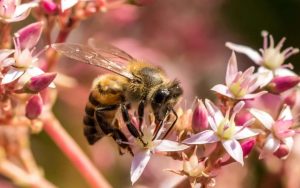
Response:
[154,89,169,103]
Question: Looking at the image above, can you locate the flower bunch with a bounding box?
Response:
[0,0,154,187]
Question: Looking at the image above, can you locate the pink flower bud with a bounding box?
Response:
[192,99,208,133]
[269,76,300,94]
[41,0,58,14]
[17,22,44,49]
[273,144,290,159]
[26,95,43,120]
[24,73,56,93]
[241,138,256,157]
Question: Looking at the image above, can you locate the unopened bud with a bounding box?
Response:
[273,144,290,159]
[241,138,256,157]
[25,95,43,120]
[268,76,300,94]
[41,0,58,14]
[24,73,56,93]
[192,99,208,133]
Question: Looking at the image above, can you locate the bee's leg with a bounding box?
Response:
[137,100,145,136]
[162,108,178,139]
[95,104,119,134]
[83,115,102,145]
[113,129,134,156]
[121,104,147,146]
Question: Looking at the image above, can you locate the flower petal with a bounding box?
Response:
[153,140,189,152]
[183,130,219,145]
[226,52,238,85]
[283,137,294,151]
[256,67,273,87]
[0,49,14,62]
[130,150,151,184]
[61,0,79,12]
[211,84,234,98]
[275,68,297,77]
[13,2,38,18]
[242,91,268,100]
[222,139,244,165]
[225,42,262,64]
[249,108,274,130]
[17,21,43,49]
[2,57,15,67]
[1,68,24,84]
[278,105,293,121]
[234,127,259,140]
[261,134,280,157]
[205,99,224,127]
[26,67,44,77]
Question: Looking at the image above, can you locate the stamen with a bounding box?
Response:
[275,37,286,50]
[282,47,294,56]
[285,48,299,59]
[13,34,21,55]
[261,30,268,49]
[269,35,274,48]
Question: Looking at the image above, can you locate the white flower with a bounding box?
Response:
[130,125,189,184]
[226,31,299,87]
[250,105,295,159]
[1,22,46,85]
[0,0,37,23]
[183,100,258,165]
[211,52,267,99]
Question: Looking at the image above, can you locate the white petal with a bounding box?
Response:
[2,57,16,67]
[61,0,79,12]
[205,99,224,127]
[13,2,37,17]
[183,130,219,145]
[26,67,44,76]
[211,84,234,99]
[0,49,14,62]
[263,134,280,153]
[242,91,268,100]
[222,139,244,165]
[234,127,259,140]
[153,140,189,152]
[1,68,24,84]
[207,116,217,132]
[278,105,293,121]
[275,68,297,77]
[256,67,273,87]
[130,150,151,185]
[249,108,275,130]
[226,52,238,85]
[225,42,262,64]
[283,137,294,151]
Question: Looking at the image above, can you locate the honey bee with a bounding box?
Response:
[52,41,183,155]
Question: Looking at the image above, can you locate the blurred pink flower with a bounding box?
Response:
[1,22,47,84]
[184,100,258,165]
[192,99,208,133]
[268,76,300,94]
[250,105,295,159]
[211,52,267,100]
[0,0,37,23]
[25,94,43,120]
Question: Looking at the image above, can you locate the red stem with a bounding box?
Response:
[42,116,111,188]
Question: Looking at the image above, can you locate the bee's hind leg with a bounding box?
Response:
[137,100,145,136]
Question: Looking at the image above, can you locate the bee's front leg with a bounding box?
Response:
[137,100,145,136]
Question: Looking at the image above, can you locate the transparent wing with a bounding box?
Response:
[88,38,135,63]
[51,43,135,80]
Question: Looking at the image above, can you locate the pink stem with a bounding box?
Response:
[42,115,111,188]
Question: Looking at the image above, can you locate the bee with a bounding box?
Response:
[52,41,183,155]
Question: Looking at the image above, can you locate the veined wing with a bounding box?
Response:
[88,38,135,62]
[52,43,134,80]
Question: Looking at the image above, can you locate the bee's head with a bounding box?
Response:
[151,80,183,122]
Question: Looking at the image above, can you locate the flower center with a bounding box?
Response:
[229,82,247,98]
[262,48,285,70]
[216,118,236,140]
[14,49,33,69]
